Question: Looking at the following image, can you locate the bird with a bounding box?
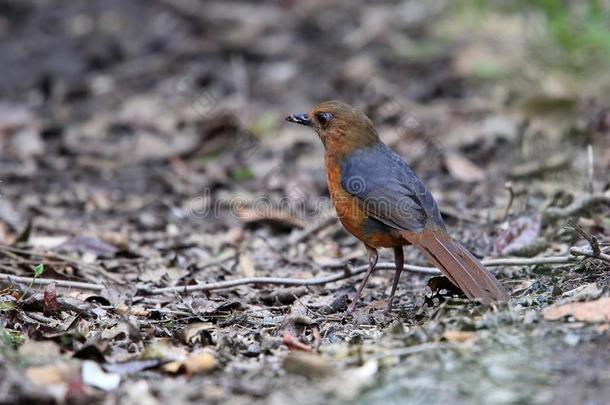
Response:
[286,100,509,312]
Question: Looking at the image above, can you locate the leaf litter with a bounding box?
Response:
[0,1,609,404]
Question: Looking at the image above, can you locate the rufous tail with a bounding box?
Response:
[402,230,509,304]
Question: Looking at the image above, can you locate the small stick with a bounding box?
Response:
[1,254,586,295]
[587,144,594,194]
[569,246,610,263]
[543,193,610,224]
[566,219,601,257]
[0,273,104,291]
[501,181,516,222]
[144,255,577,294]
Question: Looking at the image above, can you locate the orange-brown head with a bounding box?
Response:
[285,100,380,157]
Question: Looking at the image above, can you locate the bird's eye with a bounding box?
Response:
[316,112,334,125]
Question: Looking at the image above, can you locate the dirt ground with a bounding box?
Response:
[1,1,609,404]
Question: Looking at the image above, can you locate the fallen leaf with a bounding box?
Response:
[557,283,603,304]
[82,361,121,391]
[235,206,306,230]
[58,236,118,259]
[104,359,165,375]
[543,297,610,322]
[177,322,215,346]
[331,360,378,400]
[140,339,187,362]
[18,340,62,363]
[442,330,478,344]
[282,352,333,378]
[493,216,541,256]
[182,351,217,374]
[238,253,256,277]
[28,235,69,249]
[26,363,74,385]
[163,349,216,375]
[121,380,158,404]
[443,152,485,183]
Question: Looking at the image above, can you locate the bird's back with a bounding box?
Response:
[338,143,446,233]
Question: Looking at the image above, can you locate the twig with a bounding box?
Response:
[0,244,123,283]
[501,181,515,222]
[144,255,577,294]
[0,254,585,295]
[543,193,610,224]
[509,153,571,179]
[482,256,576,266]
[0,273,104,291]
[566,219,601,257]
[569,246,610,263]
[587,144,594,194]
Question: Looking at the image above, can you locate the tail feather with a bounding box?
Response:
[403,230,509,304]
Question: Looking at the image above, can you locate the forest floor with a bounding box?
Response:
[0,1,609,404]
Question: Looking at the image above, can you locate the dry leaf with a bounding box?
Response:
[140,339,187,362]
[26,363,74,385]
[18,340,61,362]
[163,350,216,375]
[331,361,377,400]
[442,330,478,344]
[443,153,485,183]
[238,253,256,277]
[82,361,121,391]
[177,322,215,345]
[557,283,603,304]
[282,352,333,378]
[235,206,306,230]
[493,216,541,256]
[543,297,610,322]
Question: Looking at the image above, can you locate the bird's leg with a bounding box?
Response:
[349,245,378,313]
[387,246,404,312]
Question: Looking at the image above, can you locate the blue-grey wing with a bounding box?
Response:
[339,144,445,232]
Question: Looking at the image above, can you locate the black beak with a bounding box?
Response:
[285,113,311,127]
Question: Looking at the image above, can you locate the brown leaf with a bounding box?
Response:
[238,253,256,277]
[163,349,216,375]
[282,352,333,378]
[543,297,610,322]
[442,330,478,344]
[26,363,75,385]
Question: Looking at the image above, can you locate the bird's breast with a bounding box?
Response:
[325,156,405,248]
